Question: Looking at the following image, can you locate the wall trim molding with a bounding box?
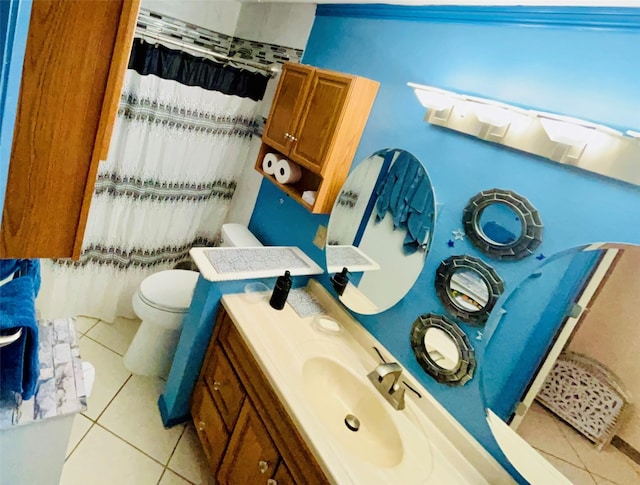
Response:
[315,5,640,30]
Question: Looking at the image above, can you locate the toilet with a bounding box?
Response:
[124,224,262,377]
[220,222,263,248]
[124,269,199,377]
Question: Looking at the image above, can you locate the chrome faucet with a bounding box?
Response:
[367,362,405,410]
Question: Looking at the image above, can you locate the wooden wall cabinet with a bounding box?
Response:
[191,309,328,485]
[257,63,379,214]
[0,0,140,258]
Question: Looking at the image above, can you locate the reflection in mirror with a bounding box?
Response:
[463,188,543,261]
[449,269,489,312]
[435,255,504,325]
[424,327,461,370]
[410,313,475,386]
[478,203,522,246]
[326,148,435,314]
[482,243,640,484]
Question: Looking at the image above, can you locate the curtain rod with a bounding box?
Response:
[135,29,281,78]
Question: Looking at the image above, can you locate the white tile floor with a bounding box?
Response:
[62,316,213,485]
[518,402,640,485]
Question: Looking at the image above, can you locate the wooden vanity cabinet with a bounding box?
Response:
[257,63,379,214]
[191,308,329,485]
[0,0,140,258]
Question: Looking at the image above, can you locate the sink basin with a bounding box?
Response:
[302,357,404,468]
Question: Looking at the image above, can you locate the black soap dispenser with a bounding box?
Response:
[269,270,292,310]
[331,267,350,296]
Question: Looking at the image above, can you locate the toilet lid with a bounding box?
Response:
[139,270,199,311]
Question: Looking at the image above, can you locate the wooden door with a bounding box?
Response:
[191,381,229,474]
[289,71,352,174]
[217,399,280,485]
[0,0,139,258]
[262,63,313,155]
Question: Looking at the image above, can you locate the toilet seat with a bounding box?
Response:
[137,269,199,313]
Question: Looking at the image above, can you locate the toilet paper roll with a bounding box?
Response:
[274,158,302,184]
[262,152,278,175]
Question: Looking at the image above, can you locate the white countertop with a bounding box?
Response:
[221,280,512,485]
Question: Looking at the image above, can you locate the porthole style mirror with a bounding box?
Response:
[462,188,543,261]
[435,255,504,326]
[410,313,475,386]
[482,243,640,484]
[326,148,435,314]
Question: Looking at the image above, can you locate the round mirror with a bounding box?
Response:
[423,327,461,370]
[463,188,543,260]
[410,313,475,386]
[435,255,504,325]
[477,203,522,246]
[326,148,435,314]
[482,243,640,484]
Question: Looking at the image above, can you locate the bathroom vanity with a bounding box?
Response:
[191,280,511,484]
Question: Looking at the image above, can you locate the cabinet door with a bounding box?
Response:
[191,381,229,474]
[289,71,353,174]
[270,461,296,485]
[0,0,139,258]
[262,64,313,155]
[203,345,245,431]
[217,399,280,485]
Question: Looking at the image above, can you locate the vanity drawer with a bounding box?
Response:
[203,343,246,431]
[191,380,228,473]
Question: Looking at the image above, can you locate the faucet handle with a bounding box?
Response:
[372,362,402,382]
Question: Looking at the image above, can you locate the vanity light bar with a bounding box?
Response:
[407,82,640,186]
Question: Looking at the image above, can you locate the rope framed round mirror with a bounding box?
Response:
[435,255,504,326]
[410,313,476,386]
[462,188,543,261]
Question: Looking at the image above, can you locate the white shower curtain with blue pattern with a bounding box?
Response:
[37,67,262,322]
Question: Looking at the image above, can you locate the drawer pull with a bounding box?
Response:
[198,421,206,431]
[267,480,278,485]
[258,460,269,474]
[213,381,222,391]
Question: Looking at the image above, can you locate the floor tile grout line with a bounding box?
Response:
[64,419,95,463]
[163,424,198,485]
[96,422,172,469]
[156,467,167,485]
[81,333,127,357]
[92,373,133,423]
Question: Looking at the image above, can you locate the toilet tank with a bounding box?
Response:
[220,223,263,248]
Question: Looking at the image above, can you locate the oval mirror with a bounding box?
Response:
[435,255,504,325]
[326,148,435,314]
[463,188,543,261]
[410,313,475,386]
[482,243,640,484]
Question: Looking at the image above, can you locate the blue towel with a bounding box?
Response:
[0,259,41,400]
[375,151,434,254]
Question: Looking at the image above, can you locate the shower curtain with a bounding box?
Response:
[37,39,268,322]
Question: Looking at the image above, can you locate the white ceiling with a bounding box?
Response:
[239,0,640,6]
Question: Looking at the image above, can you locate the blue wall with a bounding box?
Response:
[249,5,640,474]
[0,0,32,221]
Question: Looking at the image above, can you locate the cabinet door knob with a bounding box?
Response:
[213,381,222,391]
[290,135,297,142]
[258,460,269,474]
[267,480,278,485]
[284,133,291,140]
[198,421,206,431]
